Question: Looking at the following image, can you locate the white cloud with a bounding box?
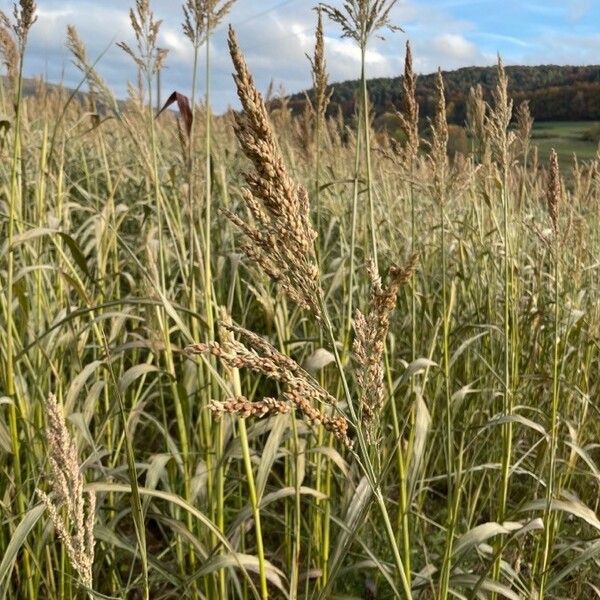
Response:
[431,33,483,62]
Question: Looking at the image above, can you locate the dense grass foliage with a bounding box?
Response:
[1,2,600,599]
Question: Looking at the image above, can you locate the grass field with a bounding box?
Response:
[532,121,600,161]
[1,2,600,599]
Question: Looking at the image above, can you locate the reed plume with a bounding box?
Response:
[353,256,418,441]
[487,57,514,173]
[66,25,118,112]
[118,0,168,75]
[547,148,561,234]
[320,0,400,48]
[430,69,449,202]
[6,0,37,48]
[0,18,18,87]
[226,26,322,317]
[37,394,95,591]
[516,100,533,153]
[397,40,419,165]
[308,7,332,123]
[183,0,236,47]
[466,84,487,162]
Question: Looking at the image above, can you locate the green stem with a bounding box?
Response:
[438,197,455,599]
[539,245,560,598]
[233,368,269,600]
[345,117,362,349]
[318,296,412,599]
[360,46,378,271]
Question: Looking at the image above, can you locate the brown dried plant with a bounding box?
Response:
[320,0,401,49]
[37,394,96,591]
[187,320,351,446]
[182,0,237,48]
[226,26,322,317]
[353,256,418,441]
[118,0,168,75]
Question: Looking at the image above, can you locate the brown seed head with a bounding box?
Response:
[397,40,419,164]
[429,69,448,202]
[516,100,534,154]
[186,319,352,447]
[487,56,514,172]
[547,148,561,234]
[227,26,322,317]
[353,255,418,441]
[0,22,17,85]
[466,84,487,161]
[36,394,95,590]
[12,0,37,46]
[320,0,401,49]
[308,7,332,122]
[118,0,167,75]
[183,0,237,47]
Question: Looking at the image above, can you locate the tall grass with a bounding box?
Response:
[1,2,600,599]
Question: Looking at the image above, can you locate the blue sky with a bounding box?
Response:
[3,0,600,111]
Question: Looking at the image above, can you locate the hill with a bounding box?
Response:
[289,64,600,125]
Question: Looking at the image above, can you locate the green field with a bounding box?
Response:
[532,121,599,161]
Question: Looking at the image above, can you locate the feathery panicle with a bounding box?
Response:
[10,0,37,47]
[466,84,487,161]
[183,0,237,47]
[397,40,419,165]
[37,394,95,591]
[226,26,322,317]
[0,21,18,85]
[429,69,449,202]
[67,25,118,112]
[118,0,167,75]
[547,149,561,235]
[487,56,514,172]
[353,255,418,441]
[308,7,332,123]
[320,0,401,48]
[516,100,534,154]
[186,318,351,446]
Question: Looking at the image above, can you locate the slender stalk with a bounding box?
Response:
[360,47,378,271]
[204,16,215,340]
[438,197,455,599]
[345,118,363,348]
[318,295,412,599]
[4,35,35,600]
[232,368,268,600]
[539,241,561,598]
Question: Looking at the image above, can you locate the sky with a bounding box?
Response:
[5,0,600,112]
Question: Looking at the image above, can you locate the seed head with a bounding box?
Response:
[36,394,95,591]
[547,149,561,235]
[227,26,322,317]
